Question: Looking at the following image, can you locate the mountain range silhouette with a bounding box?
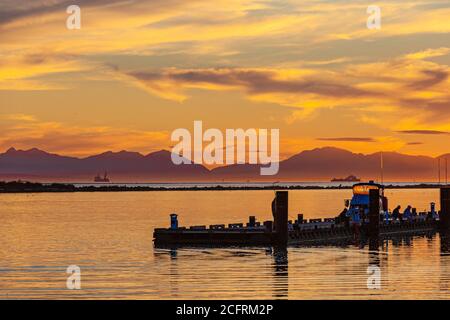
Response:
[0,147,447,182]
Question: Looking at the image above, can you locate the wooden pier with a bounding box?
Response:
[153,188,450,247]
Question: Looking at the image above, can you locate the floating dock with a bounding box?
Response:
[153,187,450,247]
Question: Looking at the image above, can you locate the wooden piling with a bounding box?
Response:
[440,188,450,229]
[248,216,256,227]
[273,191,288,246]
[369,189,380,240]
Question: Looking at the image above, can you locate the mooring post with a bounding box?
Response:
[170,213,178,230]
[440,188,450,229]
[273,191,288,246]
[248,216,256,227]
[369,189,380,240]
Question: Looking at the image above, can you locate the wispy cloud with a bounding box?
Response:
[406,142,424,145]
[122,46,450,127]
[126,67,373,103]
[408,69,448,90]
[397,130,450,135]
[317,137,376,142]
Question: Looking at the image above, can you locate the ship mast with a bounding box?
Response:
[380,151,384,185]
[446,157,448,185]
[439,158,441,185]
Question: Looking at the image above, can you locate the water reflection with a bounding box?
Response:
[369,237,379,252]
[170,248,178,259]
[151,231,447,299]
[166,247,179,297]
[439,232,450,293]
[440,232,450,255]
[2,189,449,299]
[368,246,380,267]
[271,246,288,299]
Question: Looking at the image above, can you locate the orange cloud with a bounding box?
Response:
[123,46,450,128]
[0,115,170,157]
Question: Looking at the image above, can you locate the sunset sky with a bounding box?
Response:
[0,0,449,159]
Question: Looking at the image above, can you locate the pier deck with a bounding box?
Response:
[153,188,450,247]
[153,216,440,247]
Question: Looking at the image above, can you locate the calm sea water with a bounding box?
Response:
[1,188,450,299]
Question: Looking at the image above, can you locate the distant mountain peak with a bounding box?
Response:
[146,149,171,156]
[5,147,48,155]
[438,153,450,159]
[85,150,144,160]
[286,146,356,162]
[28,147,45,154]
[311,146,355,153]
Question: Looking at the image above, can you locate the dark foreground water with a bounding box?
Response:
[1,188,449,299]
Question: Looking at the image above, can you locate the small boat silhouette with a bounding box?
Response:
[94,171,110,183]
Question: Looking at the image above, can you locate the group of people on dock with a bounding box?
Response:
[336,203,438,227]
[391,205,415,222]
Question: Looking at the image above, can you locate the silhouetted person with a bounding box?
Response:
[271,197,276,229]
[351,210,361,242]
[359,207,366,223]
[336,207,348,224]
[392,205,401,220]
[384,210,390,224]
[404,205,412,222]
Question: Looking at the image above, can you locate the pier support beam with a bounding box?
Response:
[272,191,288,246]
[441,188,450,229]
[369,189,380,247]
